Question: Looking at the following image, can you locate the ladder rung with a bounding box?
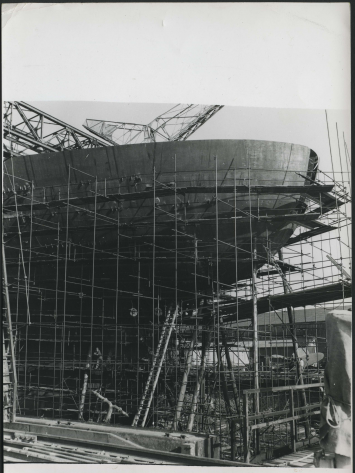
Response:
[132,307,179,427]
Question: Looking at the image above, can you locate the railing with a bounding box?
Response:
[240,383,324,463]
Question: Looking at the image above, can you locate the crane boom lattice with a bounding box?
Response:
[84,104,224,145]
[3,101,111,160]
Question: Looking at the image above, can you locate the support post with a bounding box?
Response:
[78,345,92,420]
[186,330,212,431]
[278,249,310,438]
[2,236,18,423]
[231,419,236,461]
[216,344,232,417]
[216,343,236,456]
[251,250,260,454]
[252,253,259,410]
[221,328,240,415]
[173,329,197,429]
[243,392,250,463]
[290,388,297,453]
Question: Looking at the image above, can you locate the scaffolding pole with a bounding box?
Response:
[173,329,197,429]
[278,249,310,438]
[2,235,18,422]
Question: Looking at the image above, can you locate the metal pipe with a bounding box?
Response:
[88,176,98,418]
[252,251,260,410]
[243,392,250,462]
[186,330,211,431]
[91,390,129,421]
[173,329,197,429]
[277,249,310,438]
[78,346,92,420]
[221,329,240,415]
[216,344,232,417]
[60,165,71,416]
[2,236,18,422]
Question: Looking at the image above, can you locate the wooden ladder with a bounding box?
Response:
[132,306,178,427]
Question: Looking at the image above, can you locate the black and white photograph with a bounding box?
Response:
[2,3,351,471]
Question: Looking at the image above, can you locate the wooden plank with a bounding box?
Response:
[250,410,320,430]
[262,462,285,467]
[4,456,29,463]
[24,445,103,463]
[270,459,288,465]
[3,445,73,463]
[244,383,323,394]
[240,402,321,422]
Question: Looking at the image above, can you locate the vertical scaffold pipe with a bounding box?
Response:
[186,330,212,432]
[2,236,18,423]
[216,344,232,418]
[252,249,260,411]
[278,249,310,437]
[78,346,92,420]
[221,328,240,415]
[251,249,260,455]
[173,329,197,429]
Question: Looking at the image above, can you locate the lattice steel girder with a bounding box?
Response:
[83,104,224,145]
[83,120,150,146]
[3,101,111,159]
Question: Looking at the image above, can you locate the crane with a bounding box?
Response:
[83,104,224,145]
[3,101,111,160]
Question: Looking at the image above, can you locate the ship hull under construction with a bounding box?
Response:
[2,104,351,463]
[3,139,317,297]
[3,137,341,432]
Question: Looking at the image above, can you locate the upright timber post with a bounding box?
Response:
[221,328,240,459]
[231,419,236,461]
[78,345,92,420]
[243,391,250,462]
[290,388,297,453]
[2,235,18,423]
[186,330,212,432]
[251,248,260,454]
[216,343,235,455]
[221,328,240,415]
[278,249,310,438]
[173,329,197,430]
[216,344,232,418]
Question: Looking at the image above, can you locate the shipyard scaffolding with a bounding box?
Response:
[2,107,352,465]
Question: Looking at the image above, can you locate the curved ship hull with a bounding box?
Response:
[3,139,317,321]
[3,138,321,422]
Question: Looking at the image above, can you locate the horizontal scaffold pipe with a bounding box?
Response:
[222,281,352,322]
[3,184,335,212]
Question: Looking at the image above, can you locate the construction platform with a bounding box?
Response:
[4,417,253,466]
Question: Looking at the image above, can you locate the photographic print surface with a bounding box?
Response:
[2,3,351,470]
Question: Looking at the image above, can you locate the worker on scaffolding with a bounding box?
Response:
[93,347,103,369]
[299,357,305,372]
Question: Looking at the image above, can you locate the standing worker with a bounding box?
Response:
[93,347,103,369]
